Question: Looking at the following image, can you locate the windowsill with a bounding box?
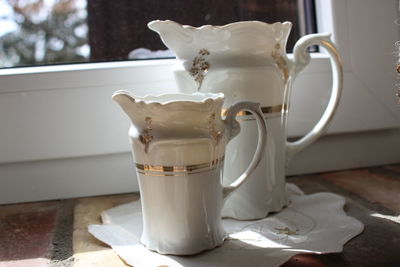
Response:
[0,52,332,77]
[1,163,399,266]
[0,58,176,76]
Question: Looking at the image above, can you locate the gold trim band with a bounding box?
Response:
[221,104,286,117]
[135,156,224,176]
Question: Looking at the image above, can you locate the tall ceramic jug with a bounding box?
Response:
[112,91,266,255]
[148,20,343,220]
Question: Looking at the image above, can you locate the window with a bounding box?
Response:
[0,0,89,67]
[0,0,316,68]
[0,0,399,204]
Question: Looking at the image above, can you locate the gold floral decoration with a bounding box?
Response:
[189,49,211,90]
[139,117,153,153]
[275,227,298,236]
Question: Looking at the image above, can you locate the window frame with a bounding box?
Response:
[0,0,399,204]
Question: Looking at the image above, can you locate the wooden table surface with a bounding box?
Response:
[1,164,400,266]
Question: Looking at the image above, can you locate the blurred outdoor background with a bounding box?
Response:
[0,0,314,68]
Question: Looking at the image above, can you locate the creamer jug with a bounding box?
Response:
[112,91,267,254]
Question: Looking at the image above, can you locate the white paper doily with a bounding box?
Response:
[89,184,364,267]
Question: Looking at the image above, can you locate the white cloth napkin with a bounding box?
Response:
[89,184,364,267]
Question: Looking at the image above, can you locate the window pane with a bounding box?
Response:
[0,0,316,68]
[0,0,89,67]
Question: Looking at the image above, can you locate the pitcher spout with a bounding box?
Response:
[147,20,193,58]
[112,89,135,104]
[147,20,172,35]
[112,90,137,121]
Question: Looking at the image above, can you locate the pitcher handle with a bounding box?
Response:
[286,33,343,161]
[222,102,267,199]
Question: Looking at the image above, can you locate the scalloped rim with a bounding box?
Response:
[148,20,292,32]
[112,90,224,106]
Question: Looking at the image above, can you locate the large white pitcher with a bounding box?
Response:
[148,20,343,220]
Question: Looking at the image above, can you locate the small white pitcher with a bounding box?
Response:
[148,20,343,220]
[112,91,266,255]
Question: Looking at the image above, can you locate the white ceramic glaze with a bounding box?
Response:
[112,91,266,255]
[148,20,343,220]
